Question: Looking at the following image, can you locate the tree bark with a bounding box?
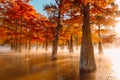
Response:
[75,35,79,50]
[28,39,31,51]
[69,34,74,53]
[45,30,48,51]
[51,23,61,60]
[80,3,96,72]
[36,33,39,50]
[98,24,103,54]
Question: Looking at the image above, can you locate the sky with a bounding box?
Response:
[29,0,55,17]
[29,0,120,17]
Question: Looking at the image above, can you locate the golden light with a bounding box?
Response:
[115,21,120,34]
[105,48,120,80]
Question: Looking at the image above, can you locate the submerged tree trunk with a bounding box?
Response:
[80,3,96,72]
[98,24,103,54]
[69,34,74,53]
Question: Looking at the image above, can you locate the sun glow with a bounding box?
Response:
[104,47,120,80]
[115,22,120,34]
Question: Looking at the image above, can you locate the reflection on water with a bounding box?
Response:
[0,52,80,80]
[80,72,96,80]
[0,48,120,80]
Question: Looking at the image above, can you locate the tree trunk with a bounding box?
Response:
[14,25,19,52]
[36,41,39,51]
[75,35,79,50]
[98,24,103,54]
[10,42,14,51]
[69,34,74,53]
[45,41,48,51]
[67,40,69,49]
[51,1,61,60]
[18,16,23,52]
[36,33,39,50]
[28,39,31,51]
[80,3,96,72]
[45,30,48,51]
[51,23,61,60]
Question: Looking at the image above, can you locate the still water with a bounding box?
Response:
[0,48,120,80]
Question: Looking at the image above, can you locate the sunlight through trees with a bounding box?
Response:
[0,1,120,79]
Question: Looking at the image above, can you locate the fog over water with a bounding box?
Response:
[0,32,120,80]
